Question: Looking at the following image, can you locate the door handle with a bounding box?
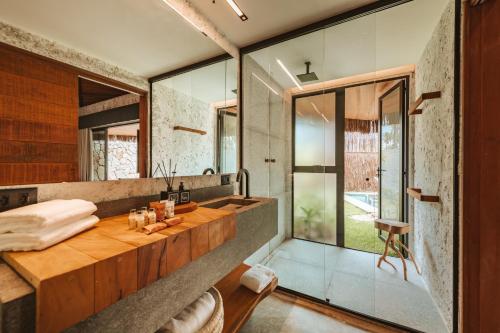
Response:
[265,158,277,163]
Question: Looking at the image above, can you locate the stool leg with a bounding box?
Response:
[377,232,391,268]
[397,239,421,275]
[390,238,408,281]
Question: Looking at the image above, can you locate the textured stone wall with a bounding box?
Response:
[151,83,217,177]
[107,136,139,180]
[411,1,455,331]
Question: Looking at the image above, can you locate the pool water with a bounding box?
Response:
[345,192,378,209]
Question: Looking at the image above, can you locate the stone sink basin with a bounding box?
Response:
[200,196,260,212]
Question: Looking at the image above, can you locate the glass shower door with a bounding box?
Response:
[379,82,404,221]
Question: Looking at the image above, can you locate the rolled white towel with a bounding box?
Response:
[240,264,276,294]
[0,199,97,234]
[0,215,99,251]
[159,291,216,333]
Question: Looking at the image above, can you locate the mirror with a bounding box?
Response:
[151,57,238,177]
[78,78,145,181]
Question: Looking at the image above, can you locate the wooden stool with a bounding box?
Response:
[374,219,421,281]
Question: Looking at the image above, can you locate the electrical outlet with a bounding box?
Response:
[0,188,37,212]
[221,174,231,185]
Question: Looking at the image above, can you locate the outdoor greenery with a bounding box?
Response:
[294,200,395,256]
[344,202,396,256]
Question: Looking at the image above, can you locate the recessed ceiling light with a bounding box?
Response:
[276,59,303,91]
[161,0,206,35]
[252,73,279,96]
[226,0,248,21]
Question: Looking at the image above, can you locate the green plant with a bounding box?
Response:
[300,206,319,238]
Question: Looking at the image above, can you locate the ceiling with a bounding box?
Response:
[0,0,382,79]
[78,78,129,107]
[0,0,225,78]
[247,0,450,90]
[191,0,375,47]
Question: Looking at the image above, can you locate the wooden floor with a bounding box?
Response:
[272,290,409,333]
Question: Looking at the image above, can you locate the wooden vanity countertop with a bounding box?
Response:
[1,206,236,333]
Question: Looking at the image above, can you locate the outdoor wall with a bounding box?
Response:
[410,1,455,331]
[107,135,139,180]
[151,84,217,177]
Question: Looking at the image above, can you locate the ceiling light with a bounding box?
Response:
[276,59,303,91]
[161,0,205,34]
[311,102,329,122]
[252,73,279,96]
[226,0,248,21]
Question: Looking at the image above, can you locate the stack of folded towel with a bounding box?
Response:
[0,199,98,251]
[240,264,276,294]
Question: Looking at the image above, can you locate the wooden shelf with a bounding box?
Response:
[173,126,206,135]
[2,207,236,333]
[407,187,440,202]
[215,264,278,333]
[408,91,441,115]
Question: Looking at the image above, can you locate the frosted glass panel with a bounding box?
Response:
[294,173,336,245]
[295,93,336,166]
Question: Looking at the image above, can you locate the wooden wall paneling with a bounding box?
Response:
[462,1,500,332]
[139,94,148,177]
[0,43,79,185]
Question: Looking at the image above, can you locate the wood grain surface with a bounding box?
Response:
[2,207,236,332]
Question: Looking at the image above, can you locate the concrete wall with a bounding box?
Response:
[242,55,291,265]
[410,1,455,331]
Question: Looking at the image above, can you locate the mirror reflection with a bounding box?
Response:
[78,78,143,181]
[151,58,238,177]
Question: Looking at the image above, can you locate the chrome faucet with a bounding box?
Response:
[236,168,250,199]
[203,168,215,175]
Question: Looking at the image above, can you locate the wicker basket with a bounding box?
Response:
[198,287,224,333]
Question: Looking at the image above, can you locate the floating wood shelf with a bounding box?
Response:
[407,187,440,202]
[173,126,206,135]
[215,264,278,333]
[408,91,441,115]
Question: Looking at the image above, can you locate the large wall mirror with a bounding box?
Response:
[78,77,146,182]
[151,57,238,177]
[0,42,148,186]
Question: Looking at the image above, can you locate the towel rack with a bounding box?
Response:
[407,187,440,202]
[408,91,441,115]
[173,126,207,135]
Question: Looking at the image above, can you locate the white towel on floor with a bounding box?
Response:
[240,264,276,294]
[160,291,216,333]
[0,215,99,251]
[0,199,97,234]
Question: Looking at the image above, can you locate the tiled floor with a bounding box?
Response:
[240,294,370,333]
[261,239,449,333]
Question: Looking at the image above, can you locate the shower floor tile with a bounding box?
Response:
[263,239,449,333]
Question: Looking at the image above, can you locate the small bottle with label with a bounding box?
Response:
[135,211,145,231]
[128,209,137,230]
[148,208,157,224]
[141,207,149,225]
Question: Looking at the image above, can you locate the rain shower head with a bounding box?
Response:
[296,61,318,83]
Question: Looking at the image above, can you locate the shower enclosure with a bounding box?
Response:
[242,1,454,332]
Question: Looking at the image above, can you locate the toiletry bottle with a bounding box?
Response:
[128,209,137,230]
[141,207,149,225]
[148,208,157,224]
[135,211,145,231]
[179,182,184,191]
